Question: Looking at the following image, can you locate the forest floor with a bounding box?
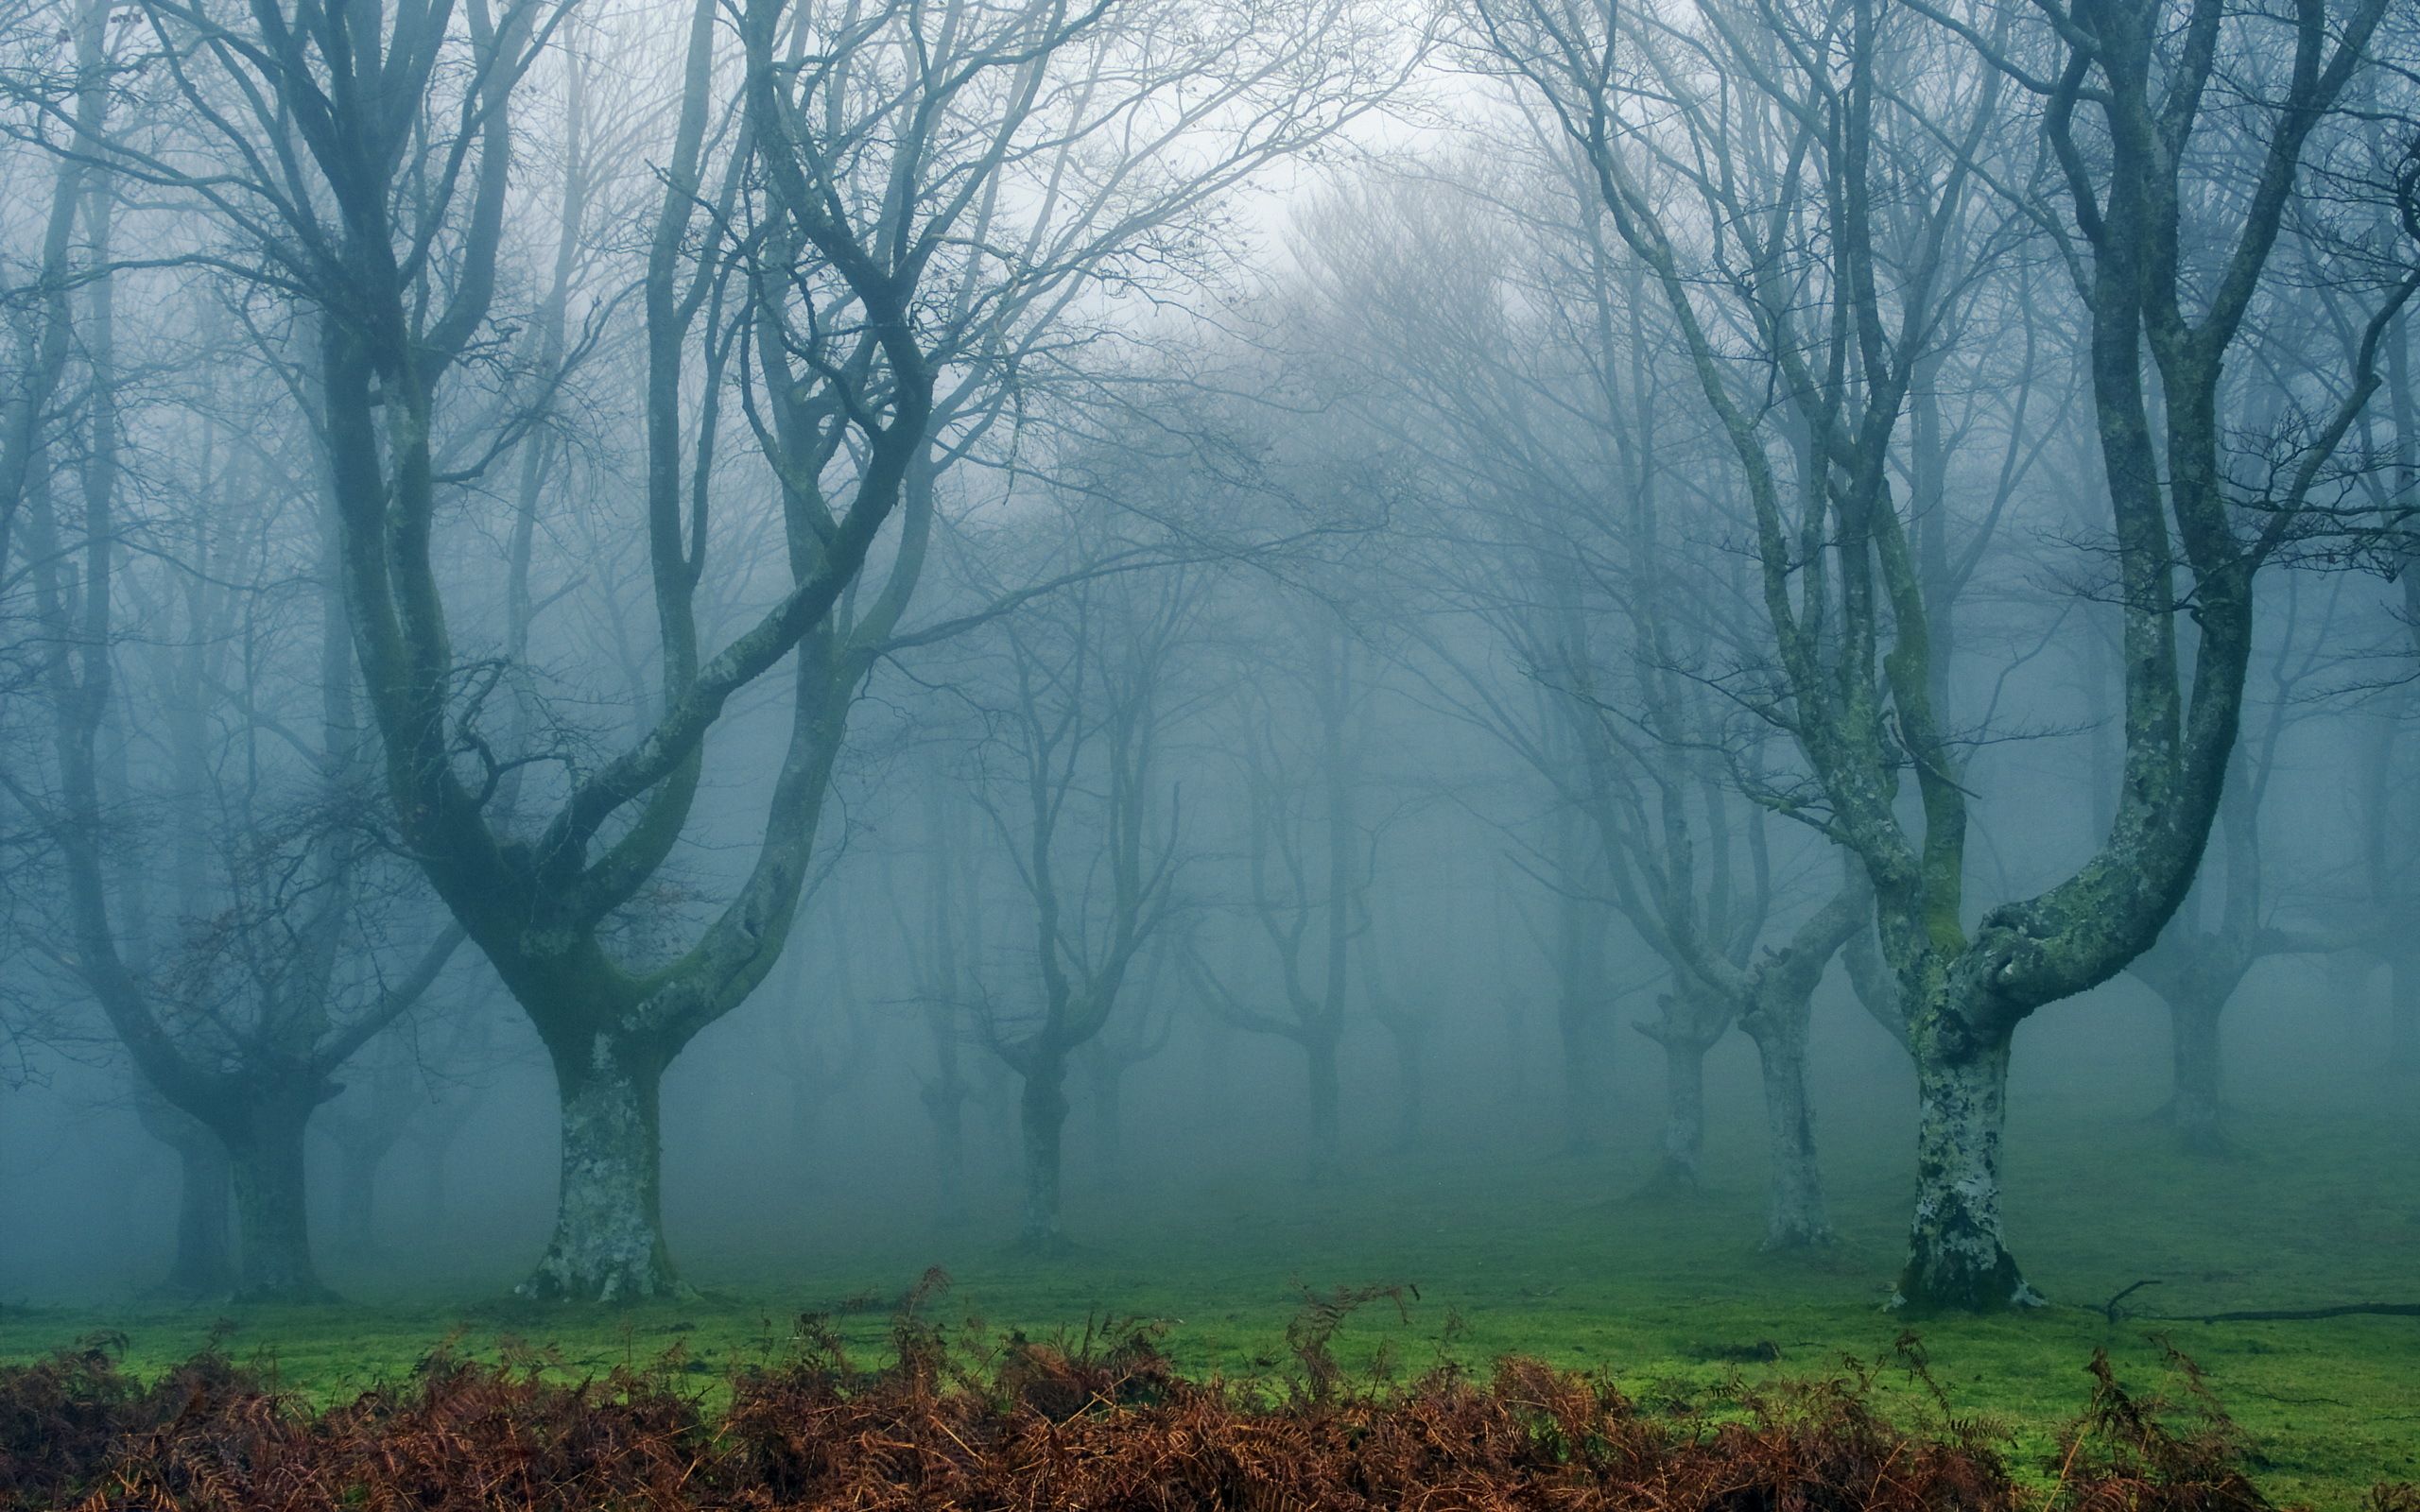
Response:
[3,1096,2415,1507]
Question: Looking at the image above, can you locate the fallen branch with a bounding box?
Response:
[2100,1279,2161,1323]
[2152,1302,2420,1324]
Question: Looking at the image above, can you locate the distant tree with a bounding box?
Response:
[1077,936,1180,1190]
[961,536,1200,1248]
[1357,898,1434,1155]
[1299,164,1874,1242]
[0,0,464,1297]
[898,768,985,1226]
[1188,605,1374,1182]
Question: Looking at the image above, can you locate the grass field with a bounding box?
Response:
[4,1090,2416,1508]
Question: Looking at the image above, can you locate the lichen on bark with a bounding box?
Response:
[518,1031,685,1302]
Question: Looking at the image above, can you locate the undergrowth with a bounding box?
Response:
[3,1274,2408,1511]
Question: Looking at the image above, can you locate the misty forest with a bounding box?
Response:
[0,0,2417,1503]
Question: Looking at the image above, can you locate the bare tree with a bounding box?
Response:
[1473,0,2411,1308]
[1188,605,1372,1181]
[963,540,1199,1248]
[37,0,1401,1298]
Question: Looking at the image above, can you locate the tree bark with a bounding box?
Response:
[165,1135,233,1297]
[225,1097,334,1303]
[1651,1033,1708,1191]
[519,1030,681,1301]
[138,1089,234,1297]
[1018,1056,1070,1250]
[1743,1013,1830,1248]
[1896,1017,2035,1313]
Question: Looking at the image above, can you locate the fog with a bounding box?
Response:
[0,0,2415,1322]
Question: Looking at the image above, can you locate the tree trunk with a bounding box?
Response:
[1897,1020,2036,1313]
[1305,1030,1340,1179]
[1745,1015,1830,1248]
[1018,1056,1070,1249]
[226,1098,333,1303]
[2167,992,2227,1154]
[164,1135,233,1297]
[519,1031,682,1301]
[1653,1035,1707,1191]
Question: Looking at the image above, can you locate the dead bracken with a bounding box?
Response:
[1,1289,2406,1512]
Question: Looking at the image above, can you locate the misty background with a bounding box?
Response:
[0,0,2414,1312]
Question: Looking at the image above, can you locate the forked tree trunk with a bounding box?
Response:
[1743,1011,1830,1248]
[519,1030,681,1301]
[225,1096,333,1303]
[164,1135,233,1297]
[1018,1056,1070,1249]
[2167,992,2227,1153]
[1897,1015,2036,1313]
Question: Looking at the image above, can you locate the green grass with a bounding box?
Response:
[4,1091,2416,1509]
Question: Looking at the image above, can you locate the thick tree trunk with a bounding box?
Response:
[1897,1021,2036,1313]
[226,1099,333,1303]
[1653,1035,1707,1191]
[1304,1031,1340,1179]
[519,1031,681,1301]
[164,1135,233,1297]
[1744,1016,1830,1248]
[2167,992,2227,1154]
[1018,1057,1070,1249]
